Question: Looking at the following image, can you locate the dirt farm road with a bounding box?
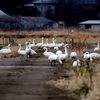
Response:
[0,66,76,100]
[0,54,77,100]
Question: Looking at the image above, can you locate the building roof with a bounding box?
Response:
[0,10,19,22]
[24,3,34,7]
[31,0,56,4]
[0,10,7,16]
[19,16,53,23]
[24,0,56,7]
[64,0,97,5]
[79,20,100,25]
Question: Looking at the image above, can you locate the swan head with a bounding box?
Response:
[64,44,69,47]
[28,39,32,43]
[42,37,44,40]
[83,51,90,55]
[43,47,47,50]
[8,44,10,47]
[52,38,55,40]
[25,42,28,44]
[97,43,100,46]
[18,44,21,46]
[77,59,80,62]
[62,42,64,45]
[54,46,59,50]
[46,38,48,42]
[28,40,32,44]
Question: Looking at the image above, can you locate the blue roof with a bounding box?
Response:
[79,20,100,25]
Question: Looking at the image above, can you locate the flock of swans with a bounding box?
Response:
[0,37,100,67]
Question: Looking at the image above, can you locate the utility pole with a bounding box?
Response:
[41,0,43,16]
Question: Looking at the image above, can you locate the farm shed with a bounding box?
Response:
[19,16,54,30]
[79,20,100,31]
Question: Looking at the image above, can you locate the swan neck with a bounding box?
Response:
[8,44,10,50]
[52,38,55,44]
[33,39,35,44]
[42,38,44,43]
[58,57,62,64]
[46,39,48,44]
[45,48,48,52]
[19,44,21,51]
[29,42,31,49]
[97,43,99,47]
[65,46,68,54]
[53,40,54,44]
[44,47,48,53]
[25,43,28,49]
[90,55,93,62]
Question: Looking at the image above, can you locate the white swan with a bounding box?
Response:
[29,39,36,48]
[90,52,100,59]
[54,45,62,55]
[56,42,64,48]
[36,37,44,48]
[41,38,49,48]
[57,44,69,61]
[25,42,30,56]
[0,44,11,58]
[83,52,90,60]
[18,44,27,59]
[54,44,59,50]
[48,54,58,66]
[25,41,37,58]
[48,38,56,48]
[73,59,80,67]
[28,41,37,56]
[43,47,55,57]
[48,54,63,65]
[70,52,77,58]
[83,51,100,61]
[93,43,100,51]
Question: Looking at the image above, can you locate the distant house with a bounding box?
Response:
[0,10,55,31]
[78,20,100,31]
[64,0,99,5]
[25,0,56,17]
[19,16,54,30]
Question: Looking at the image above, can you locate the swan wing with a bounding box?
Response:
[57,54,68,60]
[43,52,55,57]
[56,50,62,55]
[0,49,11,54]
[90,53,100,58]
[48,54,57,61]
[93,47,99,51]
[18,50,27,55]
[30,49,37,55]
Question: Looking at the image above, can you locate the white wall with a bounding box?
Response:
[91,25,100,31]
[79,24,100,31]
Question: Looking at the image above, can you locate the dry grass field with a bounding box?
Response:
[0,29,100,100]
[0,29,99,58]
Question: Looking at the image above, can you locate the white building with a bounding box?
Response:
[79,20,100,31]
